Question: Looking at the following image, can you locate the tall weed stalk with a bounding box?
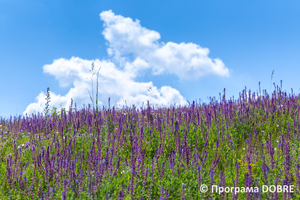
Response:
[87,62,101,113]
[44,87,51,120]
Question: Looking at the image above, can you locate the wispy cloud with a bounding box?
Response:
[23,10,229,116]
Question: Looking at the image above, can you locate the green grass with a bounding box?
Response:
[0,69,299,199]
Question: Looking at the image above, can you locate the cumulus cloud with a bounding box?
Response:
[23,57,187,116]
[100,10,229,80]
[23,10,230,116]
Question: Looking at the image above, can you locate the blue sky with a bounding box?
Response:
[1,0,300,119]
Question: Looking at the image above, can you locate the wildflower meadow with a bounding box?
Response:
[1,79,300,199]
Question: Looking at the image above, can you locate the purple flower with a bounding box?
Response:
[182,184,186,200]
[210,169,215,186]
[45,167,49,177]
[177,164,180,177]
[118,190,125,198]
[62,191,66,200]
[160,186,165,200]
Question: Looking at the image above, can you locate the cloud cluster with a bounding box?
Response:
[23,10,229,116]
[100,10,229,80]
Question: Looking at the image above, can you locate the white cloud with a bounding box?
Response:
[23,10,230,116]
[23,57,187,115]
[100,10,230,80]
